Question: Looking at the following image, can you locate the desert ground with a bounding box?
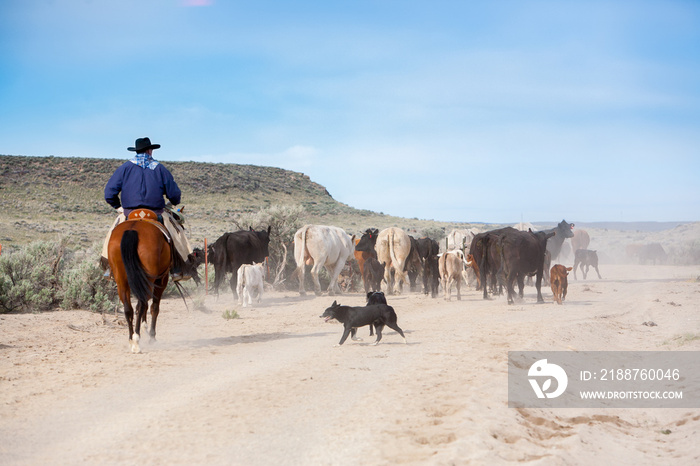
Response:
[2,251,699,465]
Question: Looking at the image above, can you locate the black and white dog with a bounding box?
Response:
[320,295,406,346]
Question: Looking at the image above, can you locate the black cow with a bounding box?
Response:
[469,227,514,300]
[543,219,575,262]
[363,255,385,293]
[414,237,440,298]
[500,229,554,304]
[354,228,379,253]
[638,243,667,265]
[208,226,272,297]
[188,247,207,286]
[355,228,381,293]
[539,220,575,285]
[405,236,424,292]
[572,249,602,280]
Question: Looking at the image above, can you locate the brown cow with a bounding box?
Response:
[550,264,573,304]
[571,229,590,251]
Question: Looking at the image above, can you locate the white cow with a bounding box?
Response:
[236,262,265,307]
[439,250,472,301]
[513,222,537,232]
[294,225,354,296]
[375,227,411,295]
[444,228,480,286]
[444,228,479,253]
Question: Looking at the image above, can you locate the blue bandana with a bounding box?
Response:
[130,153,160,170]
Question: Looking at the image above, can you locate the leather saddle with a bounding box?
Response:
[126,209,172,243]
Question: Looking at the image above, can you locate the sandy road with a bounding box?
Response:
[2,264,700,465]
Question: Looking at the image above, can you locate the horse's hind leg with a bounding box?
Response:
[123,299,136,352]
[149,283,166,343]
[148,300,160,342]
[130,300,147,353]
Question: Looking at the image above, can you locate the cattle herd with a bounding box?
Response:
[190,219,610,308]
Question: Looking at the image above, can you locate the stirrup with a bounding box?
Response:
[171,271,191,282]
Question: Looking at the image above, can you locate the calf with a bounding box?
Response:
[550,264,573,304]
[439,250,465,301]
[236,263,265,307]
[573,249,602,280]
[363,255,385,293]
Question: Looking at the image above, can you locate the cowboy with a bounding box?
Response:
[101,137,193,281]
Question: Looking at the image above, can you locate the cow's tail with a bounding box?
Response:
[213,236,230,292]
[294,226,309,277]
[388,229,399,268]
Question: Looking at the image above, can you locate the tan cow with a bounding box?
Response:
[294,225,355,296]
[375,227,411,294]
[439,250,467,301]
[571,229,590,251]
[550,264,573,304]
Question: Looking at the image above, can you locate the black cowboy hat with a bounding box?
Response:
[128,137,161,152]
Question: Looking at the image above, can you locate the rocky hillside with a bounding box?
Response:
[0,155,475,250]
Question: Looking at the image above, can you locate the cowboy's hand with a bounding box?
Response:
[117,207,124,213]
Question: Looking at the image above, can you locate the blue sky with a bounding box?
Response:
[1,0,698,223]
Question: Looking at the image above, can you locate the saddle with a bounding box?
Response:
[127,209,172,243]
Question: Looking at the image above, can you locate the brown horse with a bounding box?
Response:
[108,218,171,353]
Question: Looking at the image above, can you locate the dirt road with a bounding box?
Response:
[2,264,699,465]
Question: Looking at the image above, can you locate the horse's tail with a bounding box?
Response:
[121,230,153,303]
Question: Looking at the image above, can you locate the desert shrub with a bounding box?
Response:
[420,226,446,243]
[59,244,118,313]
[222,308,239,320]
[0,239,66,313]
